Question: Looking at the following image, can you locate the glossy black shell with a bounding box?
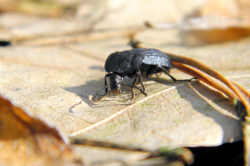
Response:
[142,49,173,67]
[104,48,173,74]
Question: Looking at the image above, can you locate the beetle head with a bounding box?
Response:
[109,74,123,95]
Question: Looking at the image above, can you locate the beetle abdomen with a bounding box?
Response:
[143,49,173,68]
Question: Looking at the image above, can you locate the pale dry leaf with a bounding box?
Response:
[0,37,249,146]
[71,79,243,148]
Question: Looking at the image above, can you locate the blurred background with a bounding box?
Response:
[0,0,250,46]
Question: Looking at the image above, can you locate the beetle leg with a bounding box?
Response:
[121,83,147,99]
[118,83,134,99]
[144,65,171,79]
[92,74,112,102]
[131,68,146,97]
[92,85,110,102]
[158,66,177,81]
[126,71,138,99]
[134,86,147,97]
[158,66,195,82]
[104,74,112,93]
[130,82,136,99]
[130,87,135,99]
[132,72,139,87]
[121,68,147,99]
[137,68,146,93]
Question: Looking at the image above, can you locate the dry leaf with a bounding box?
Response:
[0,37,249,146]
[0,95,84,166]
[0,1,250,164]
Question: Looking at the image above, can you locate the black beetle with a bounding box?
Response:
[92,48,192,101]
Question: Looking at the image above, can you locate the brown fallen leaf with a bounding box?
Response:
[0,95,84,166]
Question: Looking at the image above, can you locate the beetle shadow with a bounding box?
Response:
[175,81,241,143]
[62,74,176,111]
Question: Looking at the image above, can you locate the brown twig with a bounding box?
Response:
[165,52,250,115]
[129,39,250,115]
[230,79,250,98]
[172,61,238,100]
